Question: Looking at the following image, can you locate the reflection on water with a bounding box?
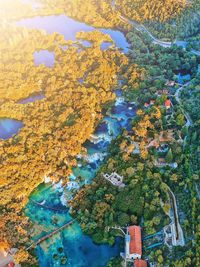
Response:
[19,94,45,104]
[16,15,130,51]
[0,118,23,140]
[34,50,55,67]
[101,42,112,50]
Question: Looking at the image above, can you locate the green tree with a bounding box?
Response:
[166,148,173,163]
[117,212,130,226]
[176,114,185,126]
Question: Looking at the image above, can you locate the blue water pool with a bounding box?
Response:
[177,73,191,84]
[25,94,136,266]
[0,119,23,140]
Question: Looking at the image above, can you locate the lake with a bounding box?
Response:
[16,14,130,52]
[15,12,133,267]
[0,119,23,140]
[34,50,55,67]
[19,93,45,104]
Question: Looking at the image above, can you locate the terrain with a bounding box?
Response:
[0,0,199,266]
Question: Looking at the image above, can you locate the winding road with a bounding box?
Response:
[175,81,193,127]
[115,2,200,54]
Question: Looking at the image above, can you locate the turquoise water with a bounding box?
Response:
[24,95,136,266]
[15,13,132,266]
[0,118,23,140]
[25,156,114,265]
[16,15,130,52]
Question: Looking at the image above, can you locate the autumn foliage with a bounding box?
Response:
[0,2,144,261]
[116,0,187,23]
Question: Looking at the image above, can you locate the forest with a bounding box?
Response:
[144,0,200,41]
[0,15,144,263]
[71,28,200,267]
[116,0,187,23]
[0,0,199,266]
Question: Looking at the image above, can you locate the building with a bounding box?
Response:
[157,89,169,96]
[150,100,155,105]
[125,226,142,260]
[134,259,148,267]
[103,172,125,187]
[144,100,155,108]
[165,80,175,87]
[165,99,172,109]
[7,263,15,267]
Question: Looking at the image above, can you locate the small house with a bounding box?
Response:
[165,99,171,109]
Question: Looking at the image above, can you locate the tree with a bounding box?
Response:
[14,248,29,264]
[130,215,138,224]
[117,212,130,226]
[166,148,173,163]
[176,114,185,126]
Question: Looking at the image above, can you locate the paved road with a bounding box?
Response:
[175,82,193,126]
[118,10,200,54]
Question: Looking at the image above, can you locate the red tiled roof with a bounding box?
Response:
[165,99,171,107]
[134,259,148,267]
[129,226,142,255]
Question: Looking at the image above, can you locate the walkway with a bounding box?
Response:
[143,231,163,240]
[26,219,76,251]
[195,183,200,200]
[146,242,163,249]
[167,187,185,246]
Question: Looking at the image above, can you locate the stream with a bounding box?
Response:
[25,92,136,266]
[13,12,135,267]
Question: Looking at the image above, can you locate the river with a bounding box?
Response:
[12,13,134,267]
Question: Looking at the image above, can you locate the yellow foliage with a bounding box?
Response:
[116,0,187,23]
[0,0,144,259]
[14,248,29,264]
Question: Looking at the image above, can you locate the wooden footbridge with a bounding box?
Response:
[26,219,76,251]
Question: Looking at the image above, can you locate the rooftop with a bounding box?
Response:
[165,99,171,108]
[129,226,142,256]
[134,259,148,267]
